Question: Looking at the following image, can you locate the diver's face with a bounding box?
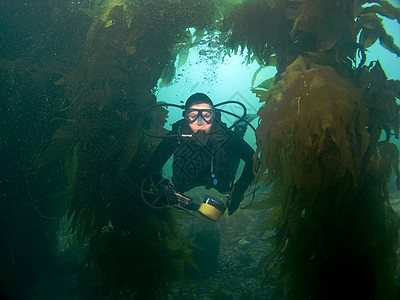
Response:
[187,103,214,133]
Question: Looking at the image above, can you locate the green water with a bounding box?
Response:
[1,1,400,299]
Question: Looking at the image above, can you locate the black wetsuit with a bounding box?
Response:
[146,118,255,195]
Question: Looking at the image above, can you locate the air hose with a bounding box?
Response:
[139,100,256,139]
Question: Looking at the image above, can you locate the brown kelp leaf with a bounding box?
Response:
[361,1,400,22]
[359,28,381,48]
[357,13,382,30]
[379,31,400,56]
[79,0,128,23]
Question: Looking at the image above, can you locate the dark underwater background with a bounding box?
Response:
[1,1,400,299]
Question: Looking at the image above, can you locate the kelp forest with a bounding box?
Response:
[1,0,400,299]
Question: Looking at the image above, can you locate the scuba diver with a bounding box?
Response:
[137,92,256,275]
[143,92,255,216]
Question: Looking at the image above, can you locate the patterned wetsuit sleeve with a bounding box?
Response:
[144,132,176,183]
[232,138,255,193]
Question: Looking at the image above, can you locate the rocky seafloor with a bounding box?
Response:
[170,207,275,300]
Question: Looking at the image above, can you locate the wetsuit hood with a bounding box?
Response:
[184,93,214,110]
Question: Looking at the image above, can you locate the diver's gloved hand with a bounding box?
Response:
[155,178,176,204]
[227,189,244,215]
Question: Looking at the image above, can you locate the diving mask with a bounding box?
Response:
[184,109,215,124]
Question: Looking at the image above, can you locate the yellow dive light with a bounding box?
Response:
[198,196,226,221]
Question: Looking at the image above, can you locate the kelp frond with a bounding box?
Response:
[228,0,400,298]
[256,55,400,299]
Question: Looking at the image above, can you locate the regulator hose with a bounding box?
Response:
[139,100,256,139]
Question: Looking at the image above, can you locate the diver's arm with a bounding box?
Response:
[227,138,255,215]
[145,134,176,183]
[233,138,255,193]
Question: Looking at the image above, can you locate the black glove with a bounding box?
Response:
[155,178,177,204]
[227,189,244,215]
